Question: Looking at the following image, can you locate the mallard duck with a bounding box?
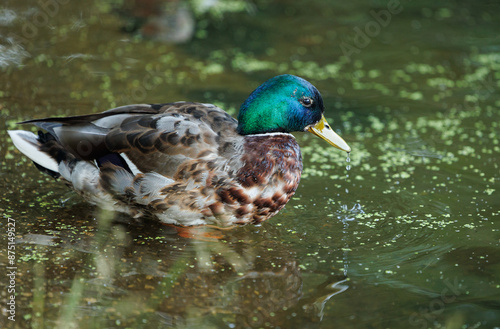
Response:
[8,74,350,226]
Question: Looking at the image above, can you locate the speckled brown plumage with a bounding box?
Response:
[234,134,302,223]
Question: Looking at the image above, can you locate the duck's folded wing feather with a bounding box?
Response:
[21,102,240,176]
[19,104,159,160]
[104,103,241,175]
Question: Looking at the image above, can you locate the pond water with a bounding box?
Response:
[1,0,499,328]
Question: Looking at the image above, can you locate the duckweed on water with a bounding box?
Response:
[1,1,499,328]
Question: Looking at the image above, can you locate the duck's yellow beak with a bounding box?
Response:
[307,115,351,152]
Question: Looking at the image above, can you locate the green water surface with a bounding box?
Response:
[0,1,499,328]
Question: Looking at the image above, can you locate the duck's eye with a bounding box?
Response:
[300,97,314,107]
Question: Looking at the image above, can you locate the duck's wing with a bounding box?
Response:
[21,102,241,176]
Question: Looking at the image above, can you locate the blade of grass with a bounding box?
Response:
[55,277,84,329]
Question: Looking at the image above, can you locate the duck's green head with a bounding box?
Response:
[237,74,350,152]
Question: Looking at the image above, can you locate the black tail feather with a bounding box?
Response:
[37,130,72,164]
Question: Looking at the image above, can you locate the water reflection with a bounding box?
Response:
[14,210,348,328]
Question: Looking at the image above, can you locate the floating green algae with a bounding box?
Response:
[1,1,499,328]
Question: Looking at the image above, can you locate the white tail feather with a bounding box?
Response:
[7,130,59,173]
